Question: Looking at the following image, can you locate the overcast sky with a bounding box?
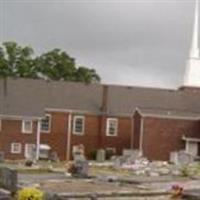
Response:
[0,0,198,88]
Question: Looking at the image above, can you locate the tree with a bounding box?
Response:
[0,41,101,83]
[35,49,76,81]
[0,42,36,78]
[75,66,100,83]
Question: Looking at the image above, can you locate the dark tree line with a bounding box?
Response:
[0,42,101,83]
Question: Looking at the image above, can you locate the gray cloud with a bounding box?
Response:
[0,0,198,88]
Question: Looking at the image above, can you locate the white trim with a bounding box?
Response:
[182,135,200,142]
[40,114,51,133]
[36,120,41,160]
[130,116,134,149]
[67,113,72,161]
[73,115,85,135]
[45,108,100,115]
[106,118,118,136]
[142,114,200,120]
[185,141,190,153]
[135,110,200,121]
[11,143,22,154]
[22,120,33,134]
[0,114,41,120]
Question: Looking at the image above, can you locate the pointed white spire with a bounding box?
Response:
[190,0,199,58]
[183,0,200,87]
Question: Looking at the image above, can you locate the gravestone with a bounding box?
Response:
[123,149,142,157]
[0,152,4,163]
[70,144,88,178]
[45,192,62,200]
[0,167,17,192]
[96,149,105,162]
[170,151,194,165]
[73,160,88,178]
[49,151,59,162]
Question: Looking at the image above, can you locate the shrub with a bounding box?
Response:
[89,150,97,160]
[105,149,115,160]
[180,166,190,177]
[16,187,44,200]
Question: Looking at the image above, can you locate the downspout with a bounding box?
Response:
[36,119,41,161]
[66,112,72,161]
[99,85,108,148]
[139,118,144,155]
[130,115,134,149]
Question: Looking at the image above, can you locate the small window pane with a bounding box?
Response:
[73,116,84,134]
[107,119,118,136]
[11,143,21,154]
[22,120,32,133]
[41,115,51,132]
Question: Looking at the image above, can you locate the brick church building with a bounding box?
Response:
[0,1,200,161]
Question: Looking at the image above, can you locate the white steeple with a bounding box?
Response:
[190,0,199,58]
[183,0,200,87]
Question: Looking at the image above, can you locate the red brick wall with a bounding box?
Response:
[0,113,133,161]
[45,113,133,160]
[40,112,68,160]
[71,114,100,159]
[0,119,37,160]
[100,117,132,154]
[142,116,200,161]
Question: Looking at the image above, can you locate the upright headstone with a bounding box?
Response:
[70,144,88,178]
[0,152,4,163]
[0,167,17,192]
[178,151,194,165]
[170,151,194,165]
[96,149,105,162]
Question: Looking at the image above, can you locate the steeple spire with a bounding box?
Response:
[183,0,200,88]
[190,0,199,58]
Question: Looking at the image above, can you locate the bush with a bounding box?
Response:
[89,150,97,160]
[180,166,190,177]
[16,187,44,200]
[106,149,115,160]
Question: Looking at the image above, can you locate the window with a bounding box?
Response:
[11,143,22,154]
[106,118,118,136]
[22,120,33,133]
[40,114,51,132]
[73,116,85,135]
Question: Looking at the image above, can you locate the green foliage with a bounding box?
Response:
[75,66,100,83]
[180,166,190,177]
[16,187,44,200]
[0,41,101,83]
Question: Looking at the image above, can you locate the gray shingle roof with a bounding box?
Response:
[0,78,102,117]
[107,85,200,116]
[1,78,200,118]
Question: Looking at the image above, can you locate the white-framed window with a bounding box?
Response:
[73,116,85,135]
[106,118,118,136]
[40,114,51,132]
[11,143,22,154]
[22,120,33,133]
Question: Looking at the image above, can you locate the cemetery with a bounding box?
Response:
[0,147,199,199]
